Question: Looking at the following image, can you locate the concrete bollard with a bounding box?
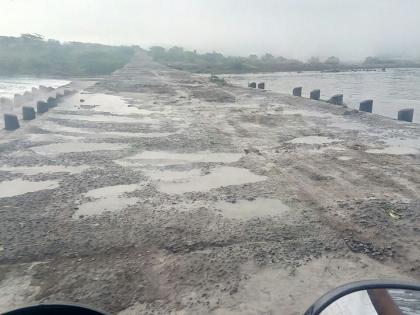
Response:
[47,97,57,108]
[37,101,49,113]
[328,94,344,105]
[13,94,24,106]
[310,89,321,100]
[4,114,20,131]
[359,100,373,113]
[248,82,257,88]
[22,106,36,120]
[1,97,12,106]
[397,108,414,122]
[257,82,265,89]
[292,87,302,97]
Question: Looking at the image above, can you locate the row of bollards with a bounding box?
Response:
[248,82,265,89]
[3,88,75,131]
[291,87,415,123]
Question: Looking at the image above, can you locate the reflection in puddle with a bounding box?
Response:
[32,142,128,155]
[49,113,156,124]
[118,151,243,167]
[215,198,289,220]
[288,136,339,145]
[145,166,266,194]
[0,165,89,175]
[0,179,59,198]
[73,184,144,218]
[366,147,418,155]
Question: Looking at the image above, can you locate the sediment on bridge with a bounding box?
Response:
[0,54,419,315]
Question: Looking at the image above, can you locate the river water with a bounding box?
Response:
[223,68,420,123]
[0,77,69,99]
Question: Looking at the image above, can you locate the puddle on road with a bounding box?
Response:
[73,184,144,218]
[41,121,174,138]
[0,179,59,198]
[62,92,156,116]
[329,120,366,131]
[32,142,128,156]
[337,156,353,161]
[366,147,419,155]
[288,136,340,145]
[41,121,91,134]
[118,151,243,167]
[145,166,266,194]
[309,145,346,154]
[0,165,89,175]
[215,198,289,220]
[282,110,335,118]
[49,113,157,124]
[27,133,84,142]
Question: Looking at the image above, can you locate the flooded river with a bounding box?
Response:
[0,77,69,99]
[224,68,420,123]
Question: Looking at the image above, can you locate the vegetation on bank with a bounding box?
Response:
[0,34,138,77]
[148,45,420,74]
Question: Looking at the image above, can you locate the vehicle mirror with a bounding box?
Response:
[305,280,420,315]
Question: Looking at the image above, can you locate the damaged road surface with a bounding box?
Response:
[1,55,419,315]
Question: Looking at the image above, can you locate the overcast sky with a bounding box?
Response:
[1,0,420,61]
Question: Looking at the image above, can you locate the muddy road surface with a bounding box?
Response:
[1,55,419,315]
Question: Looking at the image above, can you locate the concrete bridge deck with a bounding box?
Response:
[1,55,419,314]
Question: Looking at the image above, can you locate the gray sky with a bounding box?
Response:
[1,0,420,61]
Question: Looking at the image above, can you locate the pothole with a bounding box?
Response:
[0,165,90,175]
[144,166,266,194]
[31,142,129,155]
[288,136,340,145]
[366,147,419,155]
[73,184,144,218]
[117,151,243,167]
[215,198,290,220]
[0,179,59,198]
[48,113,156,124]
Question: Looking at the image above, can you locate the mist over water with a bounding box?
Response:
[224,68,420,123]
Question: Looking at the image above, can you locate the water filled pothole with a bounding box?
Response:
[282,110,335,118]
[366,147,418,155]
[337,156,353,161]
[117,151,243,167]
[288,136,340,145]
[0,165,89,175]
[32,142,129,156]
[0,179,59,198]
[49,113,156,124]
[73,184,144,218]
[215,198,290,220]
[144,166,266,194]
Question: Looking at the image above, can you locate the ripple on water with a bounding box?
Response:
[145,166,266,194]
[0,179,59,198]
[31,142,128,155]
[73,184,144,218]
[215,198,290,220]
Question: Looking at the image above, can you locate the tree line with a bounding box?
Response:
[0,34,137,77]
